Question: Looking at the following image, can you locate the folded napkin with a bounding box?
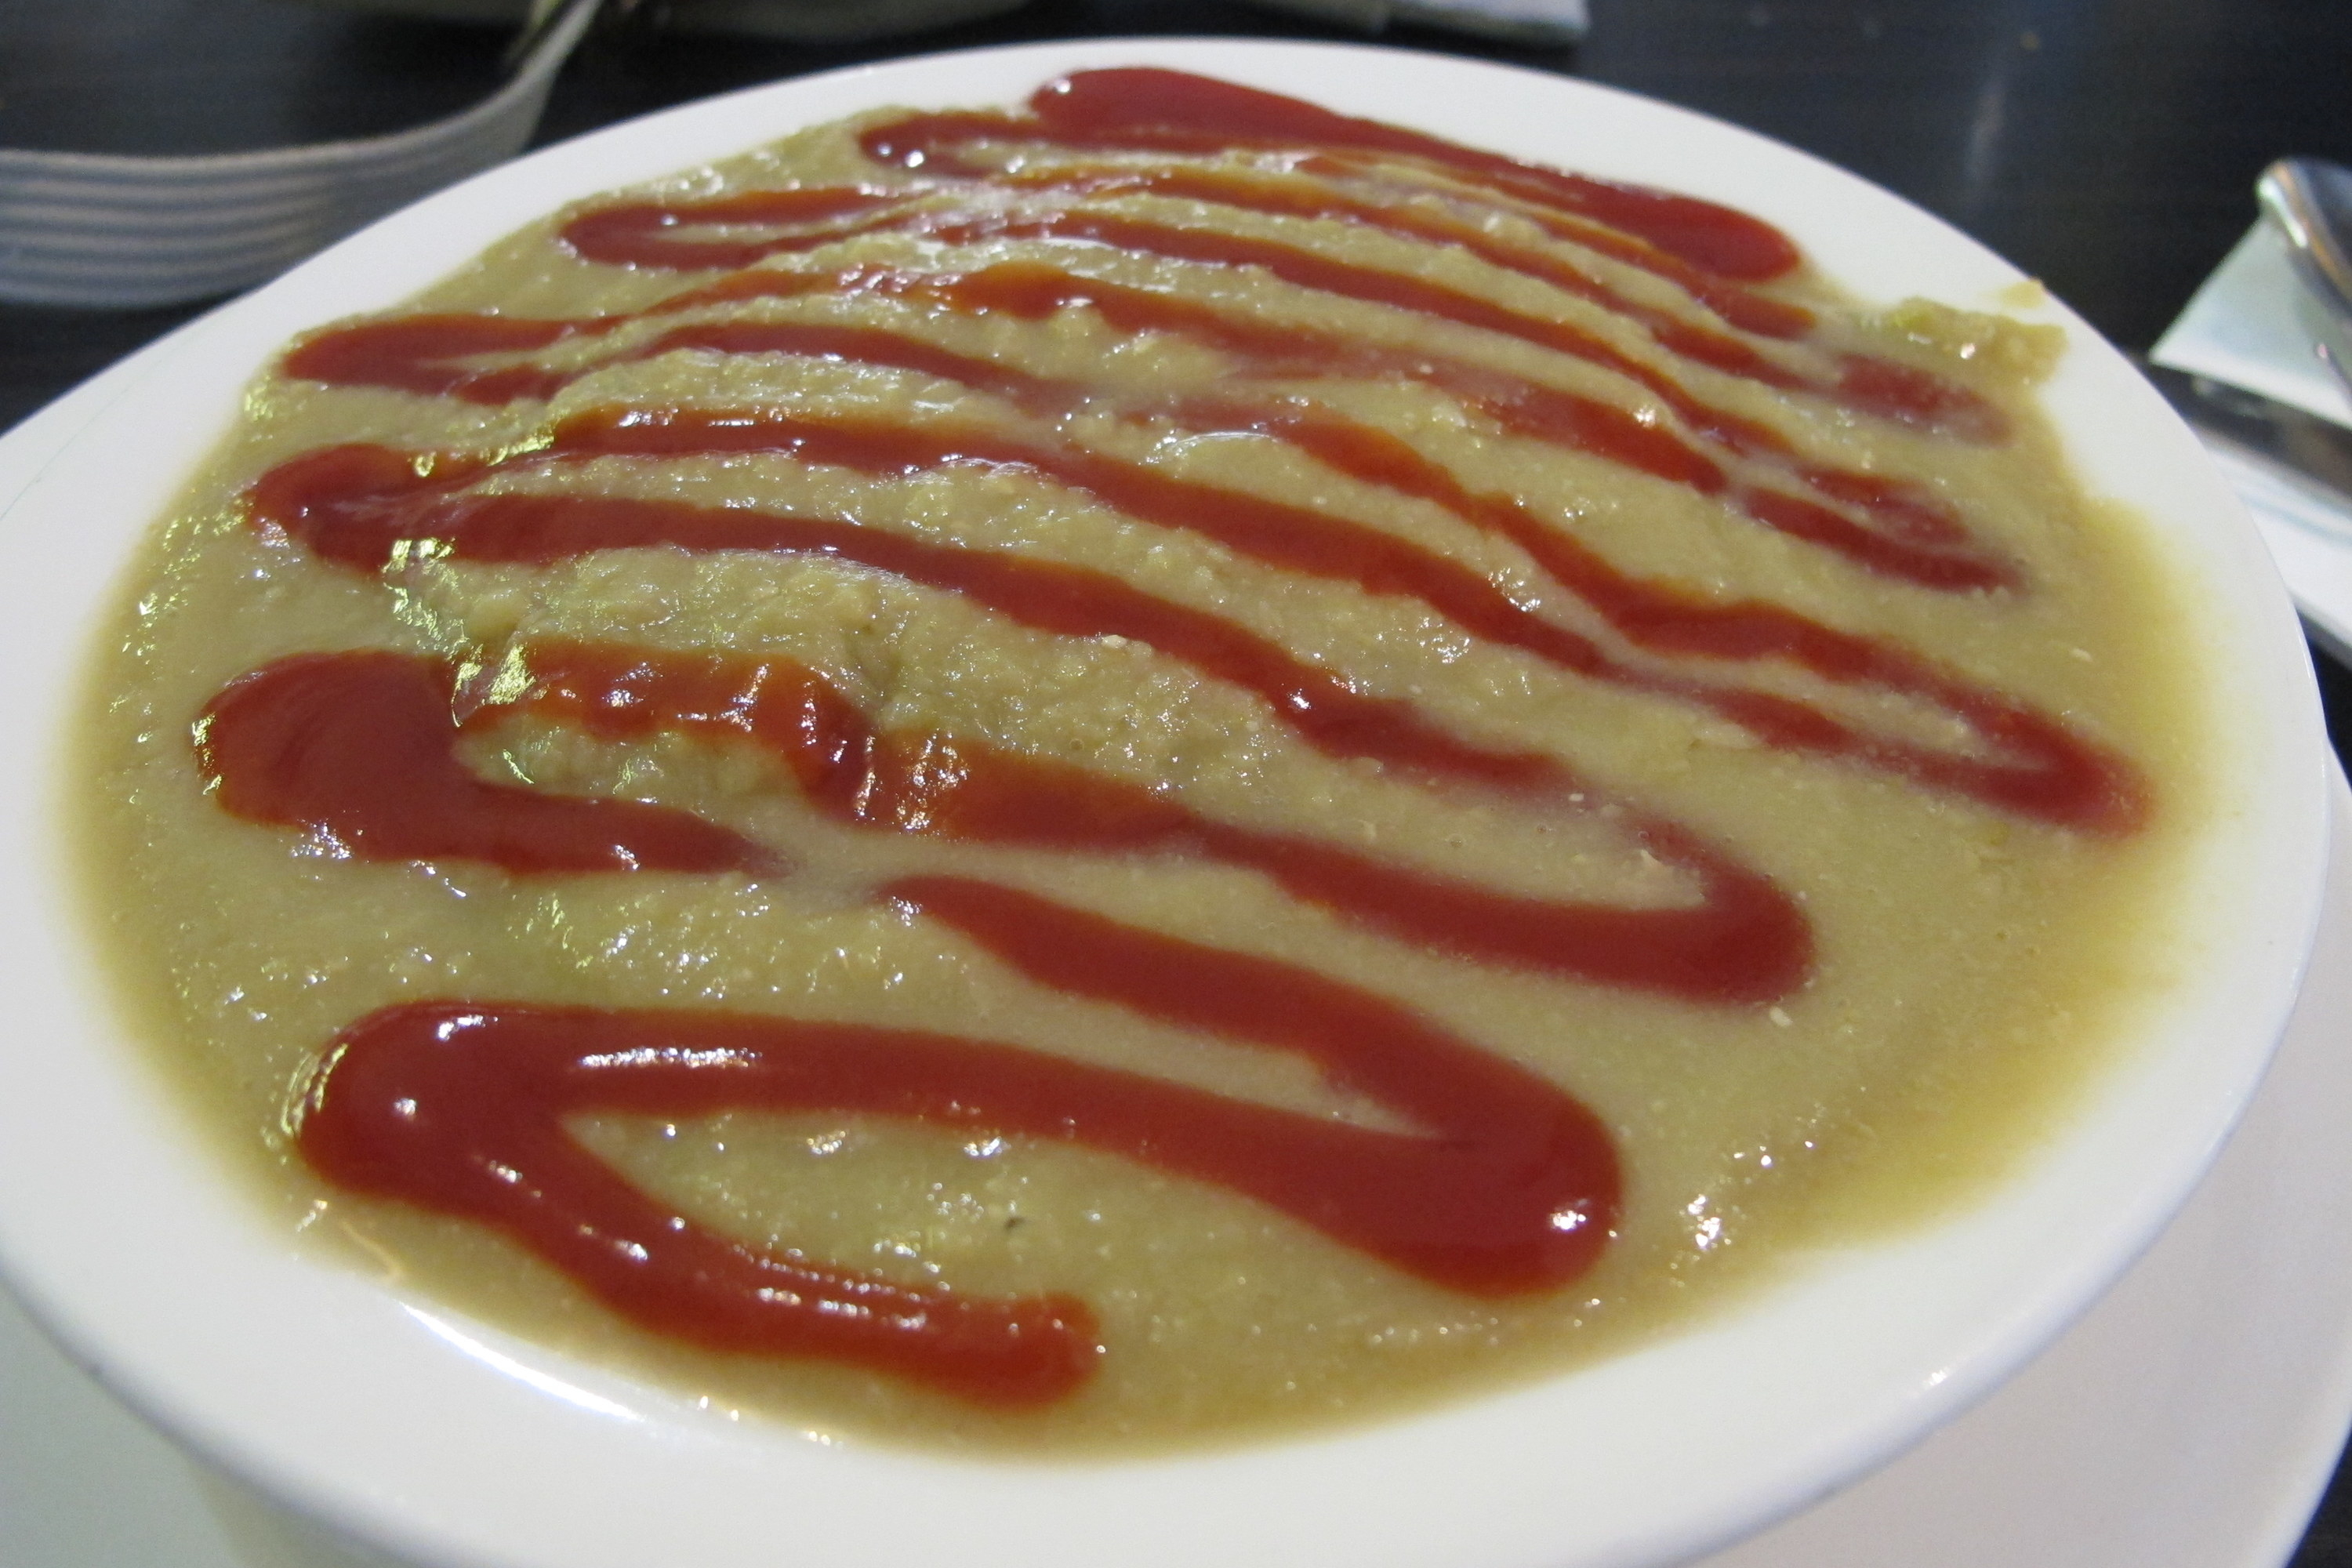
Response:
[2153,223,2352,659]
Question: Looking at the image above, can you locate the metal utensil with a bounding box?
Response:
[2256,156,2352,401]
[2138,354,2352,514]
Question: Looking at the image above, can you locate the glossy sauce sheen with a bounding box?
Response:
[154,69,2162,1417]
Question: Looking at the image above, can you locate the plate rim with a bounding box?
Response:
[0,34,2329,1568]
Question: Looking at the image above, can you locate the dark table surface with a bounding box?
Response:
[5,0,2352,1559]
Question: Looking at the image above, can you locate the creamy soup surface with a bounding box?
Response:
[79,67,2210,1452]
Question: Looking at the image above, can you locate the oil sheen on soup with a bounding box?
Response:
[79,67,2209,1451]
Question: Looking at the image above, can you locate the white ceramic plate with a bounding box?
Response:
[10,753,2352,1568]
[0,37,2328,1568]
[5,342,2350,1568]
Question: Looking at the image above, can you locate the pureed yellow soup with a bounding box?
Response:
[82,68,2208,1451]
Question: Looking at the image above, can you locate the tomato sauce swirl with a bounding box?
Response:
[182,69,2151,1410]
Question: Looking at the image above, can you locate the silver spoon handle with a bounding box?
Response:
[2258,156,2352,400]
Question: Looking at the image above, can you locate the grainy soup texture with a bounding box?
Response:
[81,67,2208,1452]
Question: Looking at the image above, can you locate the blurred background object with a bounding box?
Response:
[293,0,1584,43]
[0,0,1594,309]
[285,0,1036,42]
[0,0,599,306]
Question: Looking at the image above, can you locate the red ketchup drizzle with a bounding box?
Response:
[553,186,908,272]
[687,257,1994,583]
[995,163,1805,383]
[275,273,2127,822]
[285,260,2005,586]
[212,646,1639,1402]
[866,67,1799,284]
[926,207,2001,445]
[844,67,1992,434]
[1283,152,1815,341]
[771,261,1992,583]
[552,179,2000,445]
[221,69,2154,1406]
[492,640,1811,1002]
[245,444,1559,792]
[242,398,2141,833]
[198,652,783,875]
[742,262,1994,575]
[299,902,1617,1403]
[1247,412,2140,832]
[281,315,581,405]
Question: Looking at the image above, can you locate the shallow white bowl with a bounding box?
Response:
[0,36,2328,1568]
